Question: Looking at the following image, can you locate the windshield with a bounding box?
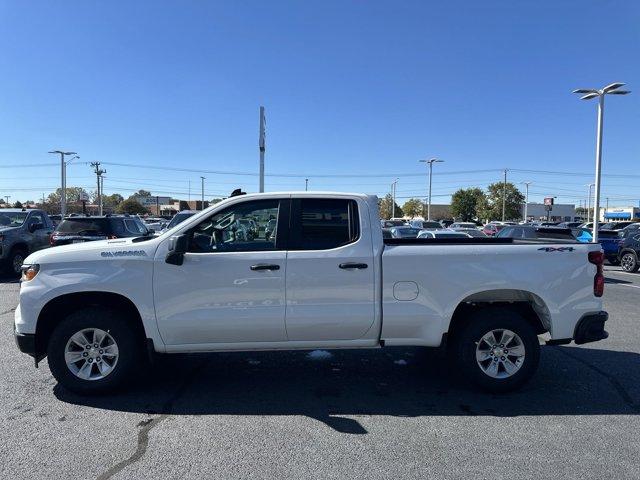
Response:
[166,212,195,230]
[0,212,28,227]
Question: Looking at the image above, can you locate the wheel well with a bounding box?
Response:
[35,292,146,357]
[447,291,550,344]
[10,242,28,254]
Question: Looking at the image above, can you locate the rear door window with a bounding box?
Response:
[290,198,359,250]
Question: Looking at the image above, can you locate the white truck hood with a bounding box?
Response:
[24,237,161,265]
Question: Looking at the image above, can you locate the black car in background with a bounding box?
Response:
[50,216,151,246]
[619,230,640,272]
[495,225,575,241]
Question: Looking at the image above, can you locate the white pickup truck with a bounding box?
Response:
[14,192,608,394]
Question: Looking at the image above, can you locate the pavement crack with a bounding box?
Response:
[96,356,212,480]
[0,307,16,315]
[553,346,640,414]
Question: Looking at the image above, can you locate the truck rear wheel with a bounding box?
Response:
[451,309,540,393]
[47,308,142,394]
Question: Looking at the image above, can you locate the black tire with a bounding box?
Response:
[6,246,27,278]
[450,308,540,393]
[620,252,639,273]
[47,307,143,395]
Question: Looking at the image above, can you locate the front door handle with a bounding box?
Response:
[339,262,368,269]
[250,263,280,271]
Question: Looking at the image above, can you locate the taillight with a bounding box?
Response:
[108,235,117,239]
[49,234,56,246]
[588,251,604,297]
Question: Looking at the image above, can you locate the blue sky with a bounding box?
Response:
[0,0,638,206]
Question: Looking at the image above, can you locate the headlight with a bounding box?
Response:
[21,264,40,282]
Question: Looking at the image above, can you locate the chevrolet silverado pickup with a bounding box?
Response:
[14,192,608,394]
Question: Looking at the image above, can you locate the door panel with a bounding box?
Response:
[285,198,376,341]
[153,198,287,345]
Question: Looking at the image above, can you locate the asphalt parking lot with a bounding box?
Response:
[1,267,639,480]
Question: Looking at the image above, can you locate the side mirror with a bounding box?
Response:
[165,234,189,266]
[29,222,44,233]
[147,229,155,234]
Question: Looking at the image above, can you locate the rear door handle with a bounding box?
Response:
[250,263,280,271]
[339,262,368,269]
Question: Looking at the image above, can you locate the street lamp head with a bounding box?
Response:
[607,90,631,95]
[573,89,598,94]
[580,92,600,100]
[603,82,625,93]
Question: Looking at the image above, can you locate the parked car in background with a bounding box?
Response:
[143,217,166,232]
[381,219,407,228]
[558,221,583,228]
[580,222,605,230]
[50,216,151,247]
[388,226,422,238]
[162,210,198,232]
[618,230,640,272]
[381,228,393,239]
[409,220,442,230]
[482,223,505,236]
[0,209,53,276]
[439,219,454,227]
[48,215,62,227]
[452,228,487,238]
[496,226,575,241]
[601,221,636,230]
[449,222,478,229]
[417,229,471,239]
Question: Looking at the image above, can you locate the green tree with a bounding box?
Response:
[102,193,124,211]
[378,193,403,219]
[116,197,150,215]
[44,187,90,214]
[13,200,23,209]
[451,187,486,221]
[402,198,424,218]
[477,182,524,222]
[133,190,152,198]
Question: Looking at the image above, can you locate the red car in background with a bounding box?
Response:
[482,223,506,236]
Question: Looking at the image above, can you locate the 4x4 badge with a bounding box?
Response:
[537,247,575,252]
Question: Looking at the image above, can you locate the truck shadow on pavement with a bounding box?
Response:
[54,345,640,434]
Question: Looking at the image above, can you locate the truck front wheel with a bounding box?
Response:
[47,308,142,394]
[451,309,540,393]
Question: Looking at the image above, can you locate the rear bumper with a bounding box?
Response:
[574,311,609,345]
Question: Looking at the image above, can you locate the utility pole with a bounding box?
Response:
[91,162,106,216]
[419,158,444,220]
[502,169,508,222]
[200,176,205,210]
[100,175,105,214]
[586,183,594,225]
[521,182,532,222]
[259,106,266,193]
[391,178,398,219]
[188,180,191,204]
[606,197,609,217]
[48,150,77,216]
[305,178,309,191]
[5,195,10,205]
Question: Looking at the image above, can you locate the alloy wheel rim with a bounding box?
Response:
[13,254,24,274]
[622,254,635,271]
[475,329,525,379]
[64,328,119,381]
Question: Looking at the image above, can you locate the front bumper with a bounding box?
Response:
[574,311,609,345]
[14,326,36,357]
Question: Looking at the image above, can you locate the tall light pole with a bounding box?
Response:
[391,178,399,219]
[585,183,594,224]
[573,82,631,243]
[521,181,532,222]
[501,168,508,221]
[419,158,444,220]
[258,106,266,193]
[200,176,205,210]
[305,178,309,191]
[49,150,77,216]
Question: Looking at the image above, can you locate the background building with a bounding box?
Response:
[520,203,576,222]
[599,206,640,222]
